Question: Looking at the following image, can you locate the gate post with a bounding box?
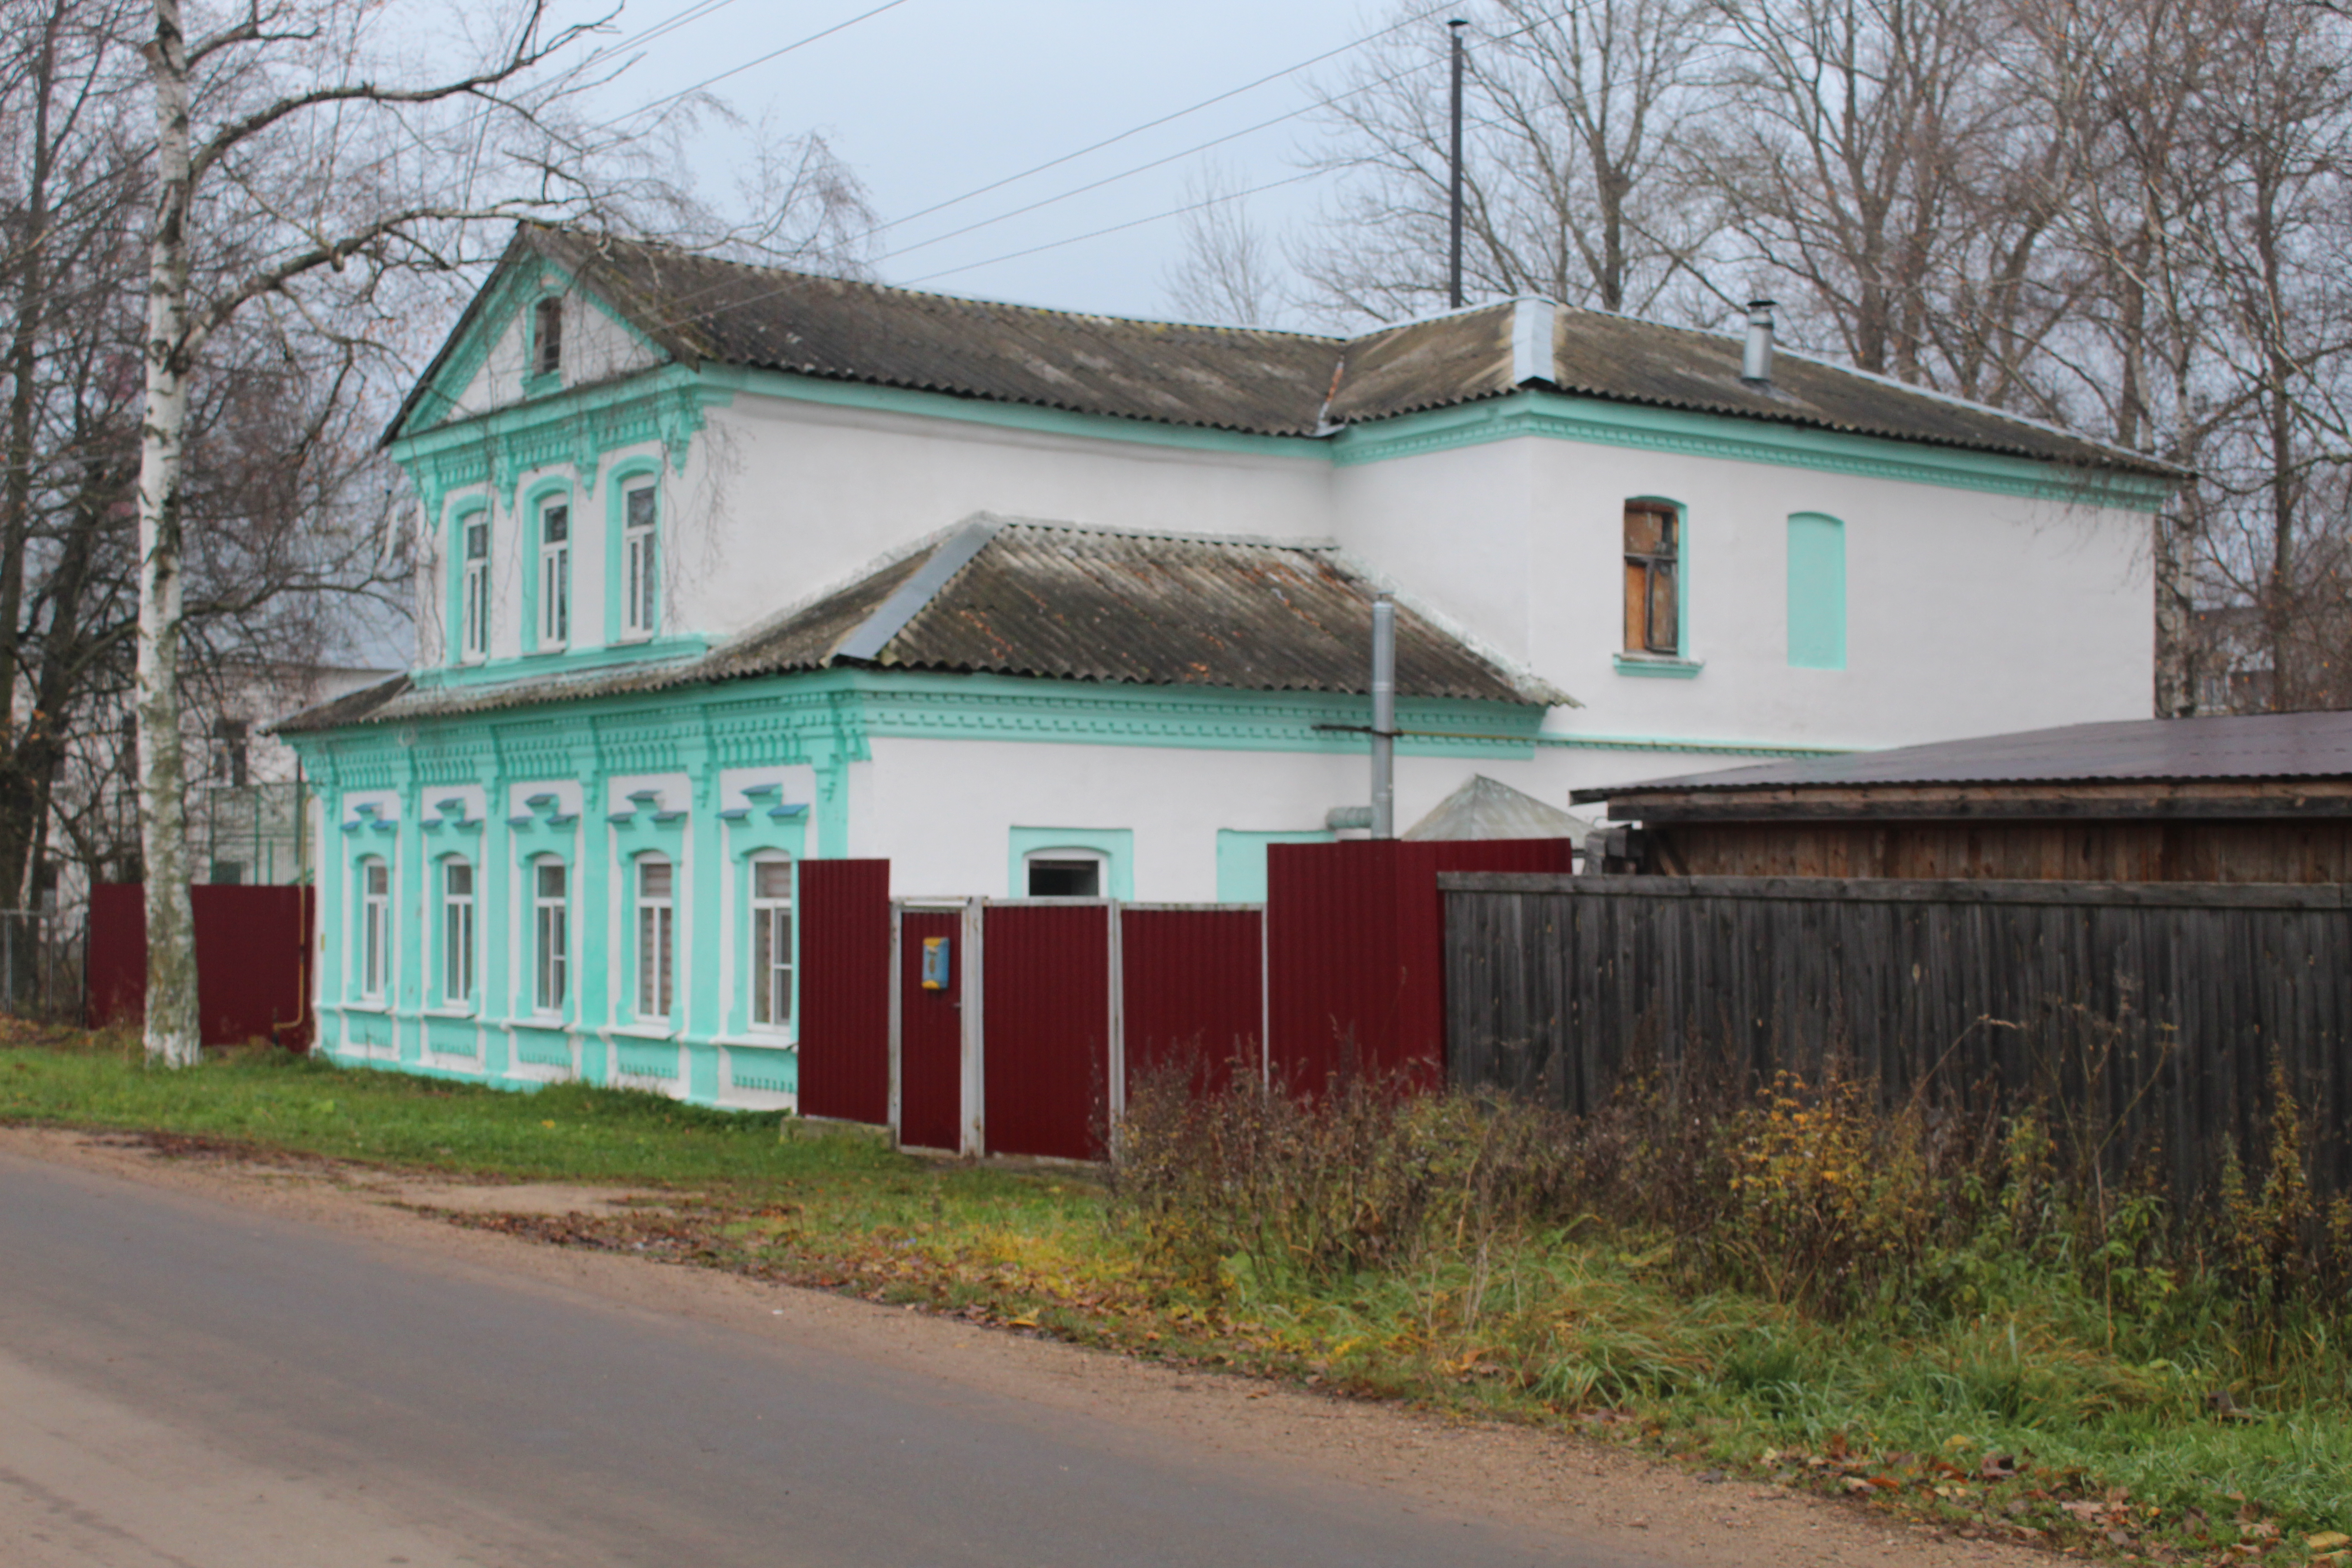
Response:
[887,901,903,1145]
[960,896,986,1157]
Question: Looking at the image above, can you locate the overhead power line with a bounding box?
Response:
[900,168,1330,286]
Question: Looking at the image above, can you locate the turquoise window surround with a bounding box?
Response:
[1215,829,1333,903]
[519,478,573,655]
[1613,653,1705,679]
[428,848,479,1013]
[508,793,579,1031]
[351,850,391,1004]
[1008,827,1133,900]
[723,785,809,1042]
[604,458,664,644]
[446,500,490,666]
[1787,512,1848,670]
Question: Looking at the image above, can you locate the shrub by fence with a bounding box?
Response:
[1441,873,2352,1208]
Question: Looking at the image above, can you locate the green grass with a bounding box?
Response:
[8,1031,2348,1563]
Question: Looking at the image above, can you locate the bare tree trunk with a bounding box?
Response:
[136,0,199,1067]
[0,0,67,909]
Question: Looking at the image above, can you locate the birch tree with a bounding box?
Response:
[130,0,635,1065]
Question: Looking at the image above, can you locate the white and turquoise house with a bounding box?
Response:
[277,225,2180,1108]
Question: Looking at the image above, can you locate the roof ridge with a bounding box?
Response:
[535,225,1348,345]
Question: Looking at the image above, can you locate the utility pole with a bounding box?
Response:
[1449,17,1467,310]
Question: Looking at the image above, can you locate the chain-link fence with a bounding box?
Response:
[0,908,78,1024]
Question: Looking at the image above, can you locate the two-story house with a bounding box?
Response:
[278,225,2177,1107]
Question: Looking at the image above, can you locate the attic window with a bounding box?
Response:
[1622,501,1680,655]
[532,297,563,379]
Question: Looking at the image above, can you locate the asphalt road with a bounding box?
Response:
[0,1149,1641,1568]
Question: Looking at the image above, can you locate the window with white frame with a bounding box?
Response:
[749,856,793,1030]
[1024,848,1104,898]
[359,859,389,1000]
[461,514,490,661]
[533,859,568,1013]
[622,482,657,638]
[441,859,475,1005]
[636,858,675,1022]
[539,501,569,647]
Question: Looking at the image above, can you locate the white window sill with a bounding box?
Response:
[344,999,390,1013]
[609,1023,677,1041]
[716,1033,797,1051]
[423,1005,477,1019]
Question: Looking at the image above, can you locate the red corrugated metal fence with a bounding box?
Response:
[897,908,964,1152]
[983,903,1112,1161]
[1120,906,1263,1097]
[86,883,314,1049]
[796,859,892,1122]
[1265,839,1576,1093]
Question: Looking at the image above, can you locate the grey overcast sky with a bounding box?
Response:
[570,0,1440,321]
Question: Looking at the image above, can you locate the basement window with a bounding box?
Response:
[1024,851,1104,898]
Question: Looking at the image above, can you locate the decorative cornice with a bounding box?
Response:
[1328,391,2179,508]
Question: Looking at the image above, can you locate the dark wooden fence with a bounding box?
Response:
[1442,872,2352,1205]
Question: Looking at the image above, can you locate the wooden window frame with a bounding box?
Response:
[1622,500,1681,656]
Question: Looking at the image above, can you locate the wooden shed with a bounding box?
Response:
[1571,711,2352,883]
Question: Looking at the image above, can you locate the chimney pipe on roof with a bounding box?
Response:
[1742,299,1777,385]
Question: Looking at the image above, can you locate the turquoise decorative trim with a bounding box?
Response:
[1613,653,1704,679]
[702,364,1321,461]
[401,253,663,439]
[412,635,713,691]
[1329,390,2178,508]
[603,456,666,647]
[1536,730,1855,757]
[1009,826,1134,900]
[611,788,687,1028]
[726,1045,798,1098]
[1786,511,1847,670]
[724,784,808,1041]
[444,500,489,669]
[390,363,730,516]
[1215,828,1332,902]
[518,477,571,656]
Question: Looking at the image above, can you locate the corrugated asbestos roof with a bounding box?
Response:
[1404,774,1598,841]
[393,227,2179,479]
[277,517,1565,733]
[1573,712,2352,799]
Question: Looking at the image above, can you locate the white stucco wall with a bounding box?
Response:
[862,735,1763,902]
[1335,437,2154,749]
[679,394,1336,640]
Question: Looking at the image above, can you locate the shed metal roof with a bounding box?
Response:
[394,227,2181,481]
[277,516,1566,733]
[1572,711,2352,801]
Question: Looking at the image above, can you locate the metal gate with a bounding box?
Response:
[887,898,1264,1160]
[892,902,974,1154]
